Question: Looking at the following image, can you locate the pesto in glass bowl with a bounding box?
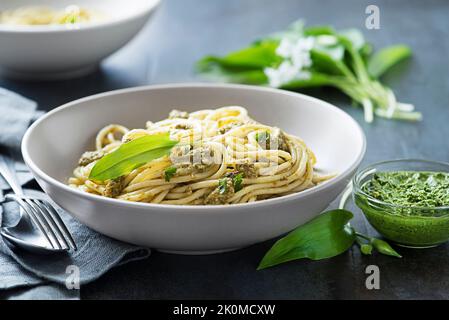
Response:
[353,159,449,248]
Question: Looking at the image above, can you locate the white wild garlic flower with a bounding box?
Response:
[265,36,314,88]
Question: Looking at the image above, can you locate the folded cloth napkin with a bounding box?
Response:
[0,88,42,189]
[0,88,151,299]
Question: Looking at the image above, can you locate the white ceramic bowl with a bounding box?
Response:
[22,84,366,254]
[0,0,160,79]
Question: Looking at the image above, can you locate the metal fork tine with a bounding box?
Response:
[24,198,66,250]
[6,194,55,249]
[38,200,77,251]
[31,199,69,251]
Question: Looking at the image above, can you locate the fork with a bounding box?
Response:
[0,154,76,253]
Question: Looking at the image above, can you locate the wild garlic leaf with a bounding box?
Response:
[89,134,178,181]
[196,64,268,85]
[257,209,356,270]
[367,45,412,78]
[198,40,281,70]
[313,45,345,62]
[371,238,402,258]
[310,50,346,75]
[339,29,366,50]
[281,72,336,89]
[196,21,418,122]
[303,25,335,36]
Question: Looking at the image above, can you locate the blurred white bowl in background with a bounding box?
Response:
[0,0,160,80]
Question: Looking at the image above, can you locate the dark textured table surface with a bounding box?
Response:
[1,0,449,299]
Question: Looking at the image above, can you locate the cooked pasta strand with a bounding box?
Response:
[70,106,334,205]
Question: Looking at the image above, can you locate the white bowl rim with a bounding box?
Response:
[0,0,160,33]
[22,83,366,212]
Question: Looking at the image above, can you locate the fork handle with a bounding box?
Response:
[0,154,24,196]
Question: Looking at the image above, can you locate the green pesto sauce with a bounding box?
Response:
[362,171,449,208]
[356,171,449,247]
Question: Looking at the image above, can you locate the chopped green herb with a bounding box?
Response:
[164,167,177,182]
[233,173,244,192]
[218,178,229,194]
[225,171,245,192]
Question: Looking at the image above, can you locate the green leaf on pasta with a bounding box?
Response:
[89,133,178,181]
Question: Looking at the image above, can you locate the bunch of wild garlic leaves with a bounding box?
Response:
[197,21,421,122]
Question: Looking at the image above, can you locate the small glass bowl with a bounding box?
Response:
[353,159,449,248]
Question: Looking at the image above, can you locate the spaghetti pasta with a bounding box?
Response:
[69,106,333,205]
[0,5,105,26]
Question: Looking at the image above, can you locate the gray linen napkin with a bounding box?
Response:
[0,88,151,299]
[0,87,41,189]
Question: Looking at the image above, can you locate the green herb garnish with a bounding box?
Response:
[197,21,420,122]
[89,134,178,181]
[224,171,244,192]
[218,178,229,194]
[257,209,401,270]
[233,173,243,192]
[164,166,177,182]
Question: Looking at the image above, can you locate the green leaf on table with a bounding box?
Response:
[360,243,373,255]
[196,40,280,85]
[89,134,178,181]
[310,49,346,76]
[367,45,412,78]
[339,29,365,50]
[196,21,417,122]
[303,25,335,36]
[371,238,402,258]
[257,209,356,270]
[359,43,373,61]
[196,63,268,84]
[281,72,337,90]
[197,40,281,70]
[313,45,345,61]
